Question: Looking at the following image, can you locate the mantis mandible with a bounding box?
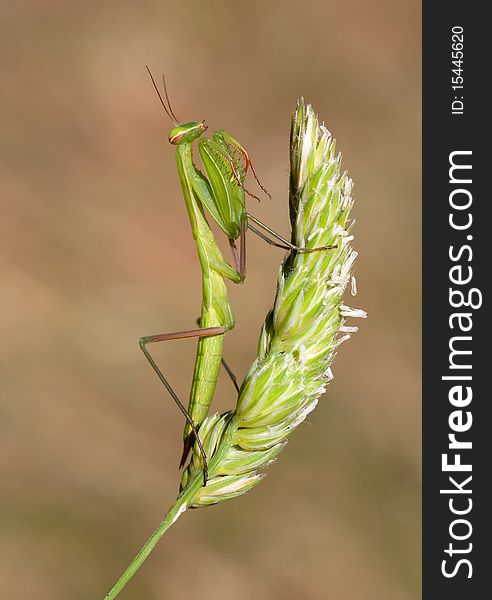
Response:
[140,68,336,484]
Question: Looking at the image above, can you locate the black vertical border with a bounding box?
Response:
[423,3,489,598]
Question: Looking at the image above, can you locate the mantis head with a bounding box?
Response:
[168,121,208,145]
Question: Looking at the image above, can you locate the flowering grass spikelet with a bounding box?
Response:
[103,99,365,600]
[181,98,366,503]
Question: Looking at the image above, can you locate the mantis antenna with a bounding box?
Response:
[145,65,178,124]
[161,74,180,123]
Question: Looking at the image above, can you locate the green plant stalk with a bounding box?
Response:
[104,99,365,598]
[103,476,201,600]
[103,417,242,600]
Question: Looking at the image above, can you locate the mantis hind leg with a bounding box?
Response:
[140,325,228,486]
[221,357,240,394]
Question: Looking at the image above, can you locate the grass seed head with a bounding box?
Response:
[180,99,366,507]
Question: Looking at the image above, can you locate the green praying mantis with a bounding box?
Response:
[140,68,336,485]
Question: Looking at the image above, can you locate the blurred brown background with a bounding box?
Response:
[1,1,420,599]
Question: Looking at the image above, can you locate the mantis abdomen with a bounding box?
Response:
[181,263,235,462]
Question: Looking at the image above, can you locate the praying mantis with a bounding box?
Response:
[141,68,335,484]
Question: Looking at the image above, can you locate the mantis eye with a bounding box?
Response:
[168,130,184,145]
